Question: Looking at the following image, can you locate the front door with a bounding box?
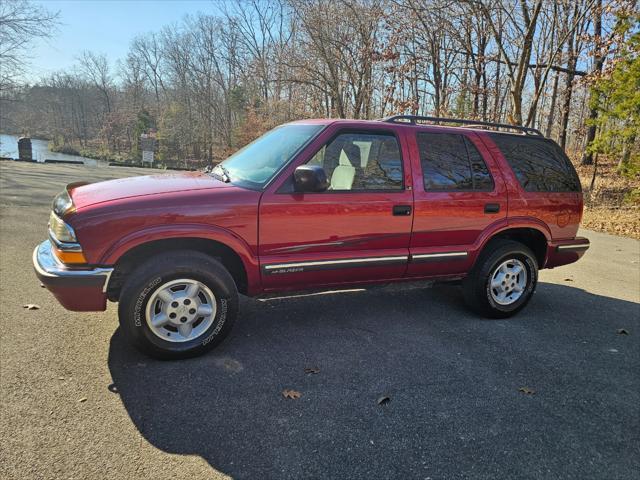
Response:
[259,125,414,292]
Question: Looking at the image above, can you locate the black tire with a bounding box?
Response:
[118,250,238,359]
[462,239,538,318]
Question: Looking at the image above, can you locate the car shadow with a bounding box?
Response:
[108,282,639,479]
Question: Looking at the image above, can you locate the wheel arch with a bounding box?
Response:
[475,226,549,269]
[104,228,260,300]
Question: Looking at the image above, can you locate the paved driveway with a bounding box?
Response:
[1,161,638,479]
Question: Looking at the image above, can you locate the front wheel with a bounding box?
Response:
[462,240,538,318]
[118,251,238,359]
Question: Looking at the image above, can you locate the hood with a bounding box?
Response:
[69,171,233,210]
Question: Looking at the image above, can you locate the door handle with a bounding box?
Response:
[484,203,500,214]
[393,205,412,216]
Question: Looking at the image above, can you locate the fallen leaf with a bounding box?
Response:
[616,328,629,335]
[78,397,87,403]
[23,304,40,310]
[518,387,535,395]
[563,278,573,282]
[377,395,391,406]
[304,367,320,375]
[282,389,301,400]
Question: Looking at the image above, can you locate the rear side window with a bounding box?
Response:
[417,132,494,191]
[489,134,581,192]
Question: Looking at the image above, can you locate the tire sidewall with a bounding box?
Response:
[484,250,537,314]
[121,256,238,358]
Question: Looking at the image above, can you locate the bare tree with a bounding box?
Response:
[2,0,632,175]
[129,32,166,106]
[0,0,59,91]
[581,0,605,165]
[473,0,544,126]
[557,0,591,149]
[79,51,113,114]
[285,0,384,119]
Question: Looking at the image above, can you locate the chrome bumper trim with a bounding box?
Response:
[556,243,590,252]
[33,240,113,293]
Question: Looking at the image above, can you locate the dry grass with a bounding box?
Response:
[575,157,640,240]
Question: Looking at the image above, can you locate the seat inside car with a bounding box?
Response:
[330,143,360,190]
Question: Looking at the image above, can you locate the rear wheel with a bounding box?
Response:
[118,251,238,359]
[462,239,538,318]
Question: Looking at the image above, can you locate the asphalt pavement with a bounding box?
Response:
[1,161,639,479]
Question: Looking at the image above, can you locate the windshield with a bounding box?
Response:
[214,124,324,189]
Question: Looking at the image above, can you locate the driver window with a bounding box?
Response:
[307,132,403,191]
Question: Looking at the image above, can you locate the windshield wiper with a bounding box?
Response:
[212,164,231,183]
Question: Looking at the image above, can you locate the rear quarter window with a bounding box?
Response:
[489,134,581,192]
[417,132,494,191]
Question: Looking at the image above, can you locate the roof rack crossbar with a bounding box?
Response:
[381,115,543,136]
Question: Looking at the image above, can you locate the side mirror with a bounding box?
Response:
[294,165,329,193]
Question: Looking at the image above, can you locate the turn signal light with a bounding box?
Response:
[52,245,87,264]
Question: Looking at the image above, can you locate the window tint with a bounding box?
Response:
[489,134,581,192]
[417,133,494,191]
[307,132,403,191]
[466,137,495,191]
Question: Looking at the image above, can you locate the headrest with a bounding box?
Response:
[340,143,361,166]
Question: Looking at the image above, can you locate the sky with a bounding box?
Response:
[26,0,221,81]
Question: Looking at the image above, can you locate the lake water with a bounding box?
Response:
[0,133,103,167]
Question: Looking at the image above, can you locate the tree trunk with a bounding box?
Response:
[559,50,577,149]
[545,70,560,138]
[581,0,603,165]
[509,0,543,125]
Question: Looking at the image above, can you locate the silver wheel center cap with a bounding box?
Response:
[146,279,217,343]
[169,302,196,323]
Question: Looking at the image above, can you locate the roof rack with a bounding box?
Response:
[381,115,543,136]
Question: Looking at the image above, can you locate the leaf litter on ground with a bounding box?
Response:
[518,387,536,395]
[282,389,301,400]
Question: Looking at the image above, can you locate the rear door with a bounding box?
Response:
[258,124,414,292]
[406,129,508,277]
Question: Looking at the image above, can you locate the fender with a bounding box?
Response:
[505,216,552,241]
[100,223,261,294]
[469,217,552,268]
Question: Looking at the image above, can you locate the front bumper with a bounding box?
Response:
[33,240,113,311]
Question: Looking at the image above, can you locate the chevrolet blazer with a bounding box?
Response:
[34,115,589,359]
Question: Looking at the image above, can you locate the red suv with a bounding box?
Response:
[33,116,589,359]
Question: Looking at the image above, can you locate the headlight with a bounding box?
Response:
[49,211,77,243]
[52,190,75,217]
